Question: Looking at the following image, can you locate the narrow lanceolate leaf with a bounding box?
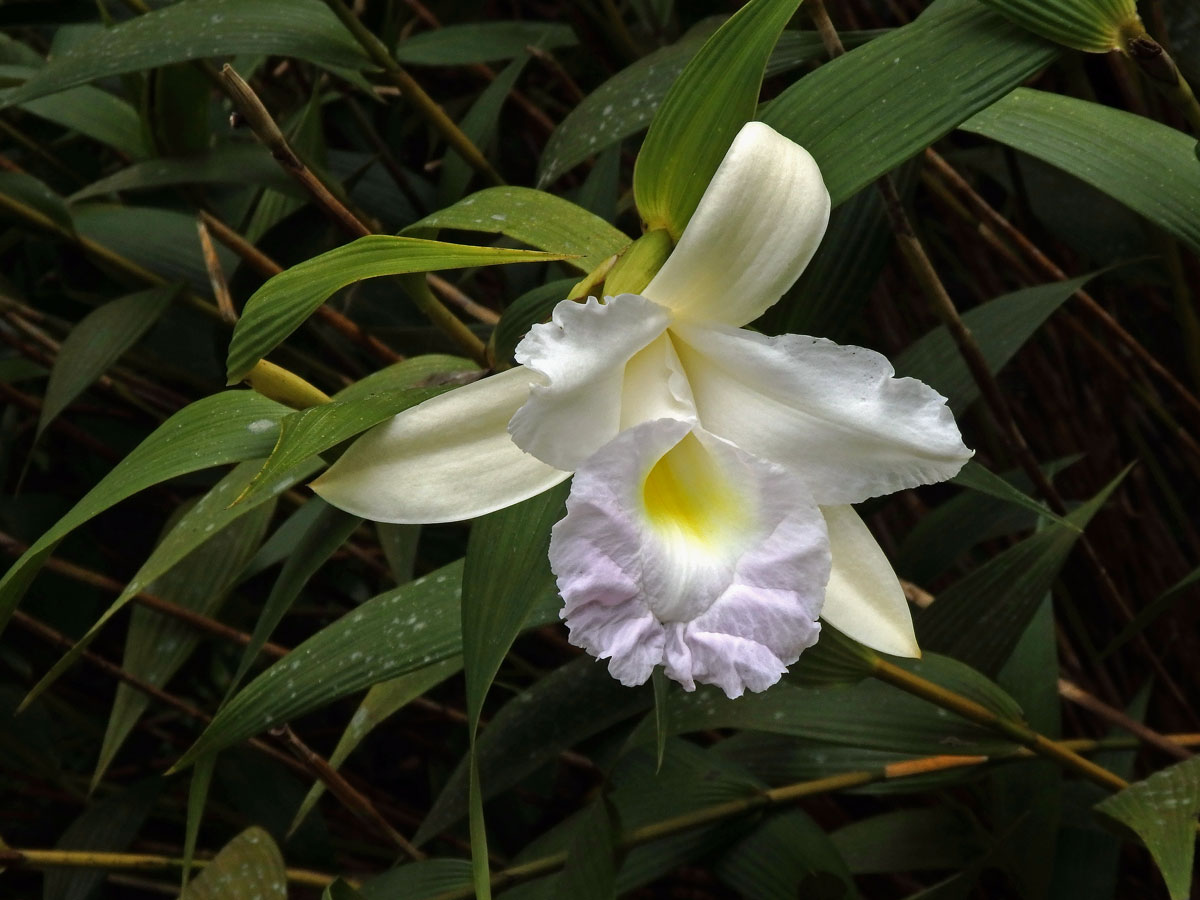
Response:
[71,145,298,201]
[0,170,74,234]
[37,285,177,439]
[916,467,1129,675]
[979,0,1141,53]
[45,779,161,900]
[962,88,1200,254]
[415,657,653,845]
[174,561,560,769]
[895,272,1100,413]
[234,386,449,507]
[406,187,629,275]
[395,21,577,65]
[23,460,315,709]
[763,2,1059,205]
[634,0,801,238]
[0,391,288,634]
[94,494,273,786]
[0,0,371,108]
[180,827,287,900]
[0,68,149,158]
[950,460,1077,531]
[650,653,1022,757]
[1095,755,1200,900]
[460,482,570,898]
[226,237,565,382]
[714,809,859,900]
[290,657,462,835]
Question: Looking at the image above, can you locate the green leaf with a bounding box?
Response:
[0,0,371,108]
[460,482,570,897]
[462,483,568,727]
[950,460,1077,532]
[289,656,462,835]
[175,558,559,770]
[439,54,530,206]
[406,187,629,276]
[560,800,618,900]
[94,491,274,786]
[0,170,74,234]
[978,0,1139,53]
[537,24,883,189]
[73,203,237,295]
[225,499,361,699]
[357,860,473,900]
[415,657,652,845]
[714,809,859,900]
[226,236,565,381]
[894,272,1099,413]
[1095,755,1200,900]
[645,652,1021,757]
[1102,564,1200,658]
[762,2,1059,206]
[234,385,450,507]
[916,467,1130,675]
[180,827,287,900]
[633,0,801,238]
[70,144,299,201]
[37,285,177,439]
[23,459,314,709]
[538,19,717,189]
[0,391,288,635]
[831,808,985,874]
[0,65,149,157]
[962,88,1200,254]
[45,779,160,900]
[395,22,577,65]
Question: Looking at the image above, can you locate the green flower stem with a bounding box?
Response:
[320,0,504,186]
[871,657,1128,791]
[401,275,489,368]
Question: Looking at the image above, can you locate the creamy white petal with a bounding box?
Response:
[312,366,569,524]
[672,322,973,505]
[643,122,831,327]
[509,294,671,470]
[820,505,919,658]
[619,331,697,429]
[550,419,830,697]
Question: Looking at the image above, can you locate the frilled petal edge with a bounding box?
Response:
[509,294,672,470]
[820,505,919,658]
[312,366,569,524]
[550,419,830,698]
[643,121,831,327]
[672,322,974,506]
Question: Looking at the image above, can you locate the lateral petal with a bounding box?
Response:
[672,322,973,505]
[312,366,569,524]
[643,121,830,327]
[509,294,672,470]
[550,419,830,697]
[820,505,920,658]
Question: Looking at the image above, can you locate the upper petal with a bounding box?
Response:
[312,366,569,524]
[821,505,919,658]
[643,121,831,327]
[672,322,973,505]
[509,294,672,470]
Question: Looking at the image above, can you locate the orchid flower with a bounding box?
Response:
[313,122,972,698]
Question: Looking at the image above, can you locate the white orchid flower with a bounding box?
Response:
[313,122,973,698]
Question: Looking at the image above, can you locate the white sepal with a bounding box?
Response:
[820,505,920,658]
[311,367,569,524]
